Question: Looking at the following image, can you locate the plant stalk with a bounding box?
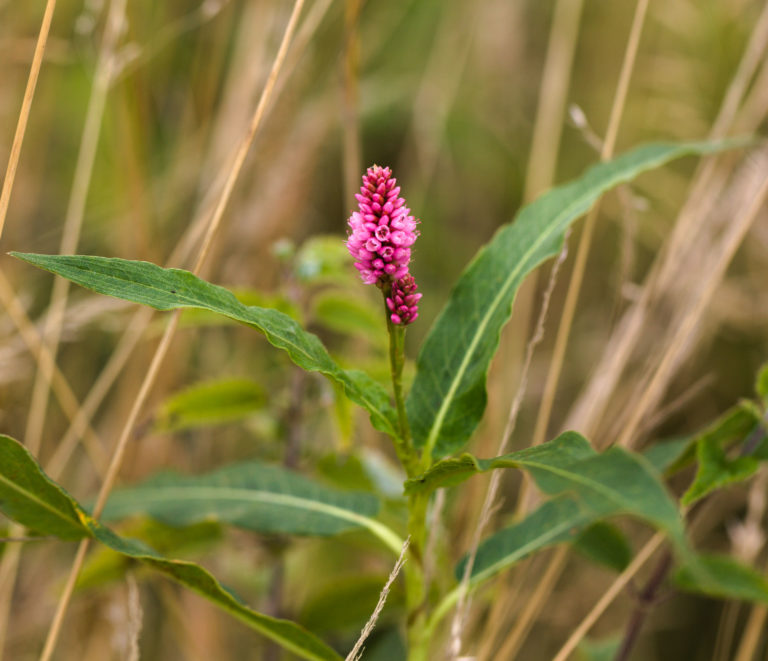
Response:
[384,293,430,659]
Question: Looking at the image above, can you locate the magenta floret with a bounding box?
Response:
[386,274,421,326]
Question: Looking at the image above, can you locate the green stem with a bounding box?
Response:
[383,292,431,658]
[405,491,430,660]
[386,306,417,476]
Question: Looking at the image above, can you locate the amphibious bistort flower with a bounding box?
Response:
[346,165,419,286]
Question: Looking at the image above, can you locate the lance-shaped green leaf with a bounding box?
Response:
[87,525,343,661]
[101,461,403,553]
[0,434,90,540]
[10,253,398,438]
[0,434,342,661]
[406,140,745,457]
[404,431,595,494]
[439,433,686,583]
[455,495,596,585]
[155,378,267,432]
[674,553,768,604]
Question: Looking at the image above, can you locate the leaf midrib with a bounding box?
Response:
[106,486,403,553]
[0,471,85,535]
[421,184,587,458]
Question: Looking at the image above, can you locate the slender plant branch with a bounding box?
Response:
[613,550,673,661]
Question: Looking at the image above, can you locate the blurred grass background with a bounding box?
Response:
[1,0,767,659]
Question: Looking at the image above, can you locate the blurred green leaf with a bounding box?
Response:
[682,403,764,505]
[12,252,398,439]
[0,434,342,661]
[0,434,90,541]
[299,573,403,633]
[643,438,691,474]
[156,378,267,432]
[294,236,352,284]
[406,140,748,458]
[757,363,768,405]
[101,461,403,552]
[577,637,622,661]
[675,553,768,604]
[312,291,387,349]
[667,401,762,475]
[573,522,632,572]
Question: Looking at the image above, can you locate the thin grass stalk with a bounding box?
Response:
[551,532,665,661]
[447,239,569,658]
[0,0,57,241]
[341,0,361,204]
[39,0,337,489]
[23,0,126,460]
[734,603,768,661]
[529,0,649,449]
[0,271,107,471]
[37,2,307,658]
[616,168,768,449]
[565,0,768,437]
[492,4,649,656]
[0,6,127,655]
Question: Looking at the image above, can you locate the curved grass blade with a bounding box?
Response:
[406,139,746,458]
[0,434,342,661]
[101,461,404,553]
[10,252,398,438]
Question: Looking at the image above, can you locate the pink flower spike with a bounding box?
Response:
[346,165,420,288]
[386,275,421,326]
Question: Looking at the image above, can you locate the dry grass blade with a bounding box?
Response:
[345,537,410,661]
[37,2,307,659]
[491,3,649,657]
[551,532,665,661]
[447,239,569,658]
[0,0,57,241]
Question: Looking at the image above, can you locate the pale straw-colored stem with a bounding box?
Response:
[345,537,410,661]
[551,532,664,661]
[617,169,768,449]
[493,3,649,656]
[37,2,307,659]
[23,0,126,459]
[0,0,57,241]
[447,238,570,658]
[530,0,649,449]
[0,271,108,471]
[733,603,768,661]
